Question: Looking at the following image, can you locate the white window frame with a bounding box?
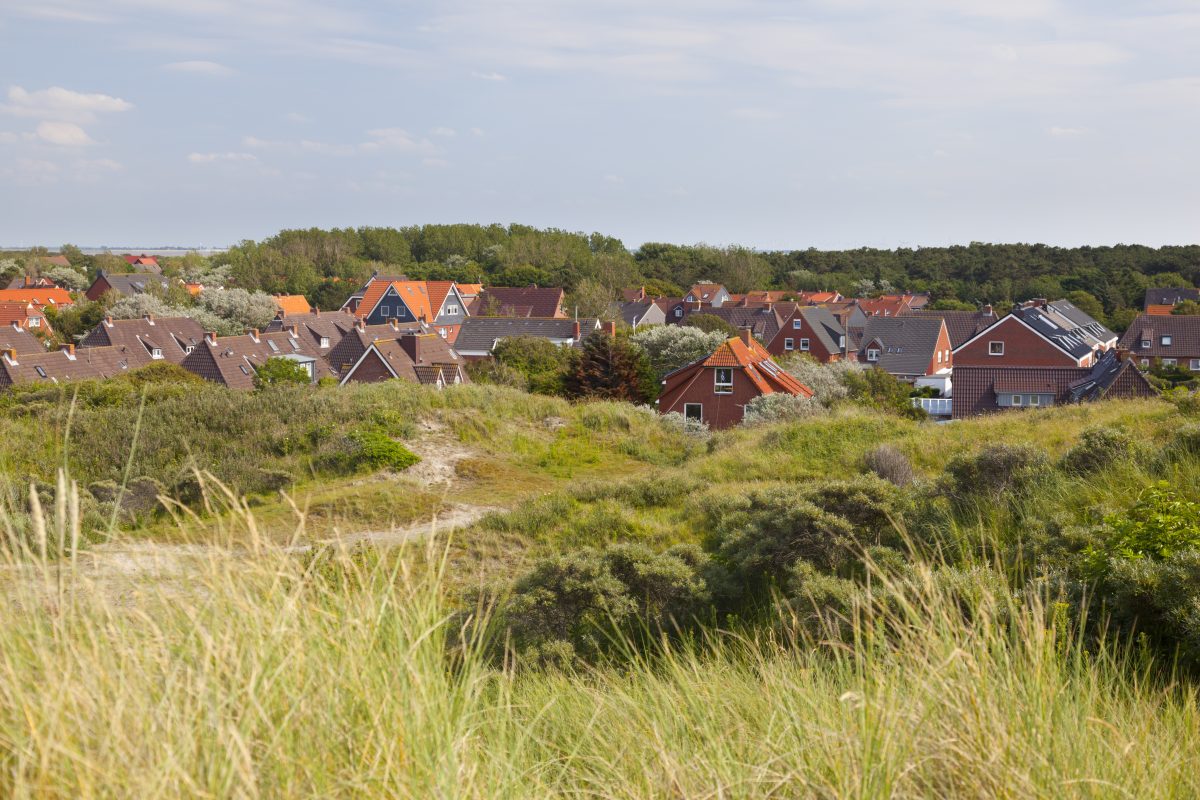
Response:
[714,367,733,394]
[1012,394,1023,406]
[1141,339,1151,349]
[1140,358,1150,368]
[445,304,460,315]
[792,319,802,329]
[988,341,1004,356]
[379,305,389,317]
[800,338,810,351]
[866,348,880,362]
[1162,335,1173,346]
[784,338,794,351]
[28,318,40,328]
[319,337,330,348]
[1191,358,1200,371]
[1029,394,1040,406]
[1163,358,1177,367]
[674,308,682,318]
[683,403,703,421]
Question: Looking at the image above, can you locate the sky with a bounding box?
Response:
[1,0,1199,251]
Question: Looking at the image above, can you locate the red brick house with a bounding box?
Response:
[955,300,1115,369]
[952,350,1156,419]
[180,329,333,389]
[766,306,847,362]
[1117,313,1200,372]
[857,316,953,382]
[658,330,813,429]
[0,302,50,333]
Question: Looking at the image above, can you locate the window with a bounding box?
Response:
[683,403,703,421]
[1029,394,1040,406]
[792,319,802,329]
[185,345,194,354]
[988,341,1004,356]
[800,338,810,351]
[937,351,942,364]
[239,365,251,376]
[379,305,389,317]
[445,304,460,315]
[1162,335,1173,346]
[714,368,733,394]
[784,338,794,351]
[319,337,330,348]
[151,348,162,359]
[866,348,880,362]
[674,308,683,318]
[34,366,46,378]
[1163,358,1177,367]
[1141,339,1151,349]
[1140,358,1150,368]
[267,340,279,353]
[1191,359,1200,371]
[28,318,40,328]
[1012,394,1023,406]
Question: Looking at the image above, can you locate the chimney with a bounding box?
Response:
[142,312,154,324]
[249,329,260,342]
[10,321,20,332]
[572,320,581,340]
[59,343,75,359]
[314,307,320,317]
[738,327,753,346]
[104,315,114,328]
[600,321,616,337]
[389,318,399,331]
[1116,347,1130,362]
[982,304,994,316]
[355,317,366,332]
[399,333,421,363]
[1,348,16,365]
[205,331,217,346]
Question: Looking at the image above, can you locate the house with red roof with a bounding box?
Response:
[346,278,471,340]
[657,329,813,429]
[121,254,161,272]
[339,331,468,388]
[0,302,49,333]
[0,287,74,311]
[471,286,566,319]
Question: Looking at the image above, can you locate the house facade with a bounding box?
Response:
[657,329,813,429]
[85,272,171,302]
[766,306,847,362]
[857,316,953,386]
[1117,314,1200,372]
[954,301,1115,369]
[339,332,468,387]
[81,314,206,363]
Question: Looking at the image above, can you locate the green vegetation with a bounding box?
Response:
[253,356,313,388]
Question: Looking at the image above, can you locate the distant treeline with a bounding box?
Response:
[9,225,1200,328]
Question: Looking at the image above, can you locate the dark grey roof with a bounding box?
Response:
[683,306,782,342]
[454,317,600,354]
[859,316,944,377]
[99,272,171,296]
[610,301,662,327]
[1044,300,1117,344]
[1012,302,1110,360]
[903,308,997,348]
[1145,287,1199,308]
[1068,349,1155,402]
[1117,313,1200,358]
[796,306,846,354]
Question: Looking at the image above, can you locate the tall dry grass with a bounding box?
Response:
[0,477,1197,798]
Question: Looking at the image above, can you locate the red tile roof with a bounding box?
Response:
[273,295,311,315]
[0,288,74,308]
[701,335,813,397]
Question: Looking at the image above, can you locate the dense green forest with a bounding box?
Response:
[8,226,1200,329]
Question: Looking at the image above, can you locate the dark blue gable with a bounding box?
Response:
[365,287,417,324]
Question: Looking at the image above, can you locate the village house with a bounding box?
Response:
[0,303,50,333]
[265,309,359,353]
[658,329,813,429]
[0,343,152,388]
[1144,287,1199,314]
[453,317,603,359]
[952,349,1155,419]
[900,306,997,349]
[120,254,161,272]
[180,329,333,389]
[954,299,1115,369]
[857,316,953,390]
[766,305,848,362]
[85,271,172,302]
[0,321,48,354]
[346,279,471,340]
[6,276,59,290]
[272,295,312,316]
[339,331,468,387]
[681,305,785,344]
[609,299,666,329]
[1117,313,1200,372]
[0,287,74,311]
[327,318,429,375]
[80,314,206,363]
[684,283,731,308]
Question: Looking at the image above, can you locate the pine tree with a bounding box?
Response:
[564,332,656,403]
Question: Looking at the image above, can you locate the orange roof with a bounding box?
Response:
[1146,304,1176,315]
[0,302,44,325]
[185,282,204,297]
[273,294,312,315]
[0,288,73,308]
[701,335,813,397]
[426,281,456,316]
[857,297,909,317]
[799,291,841,303]
[457,283,483,296]
[355,280,436,321]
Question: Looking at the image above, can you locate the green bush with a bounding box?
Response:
[1084,482,1200,576]
[347,430,421,472]
[1060,427,1136,476]
[254,357,313,389]
[942,443,1053,509]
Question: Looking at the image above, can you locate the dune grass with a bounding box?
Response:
[0,482,1198,798]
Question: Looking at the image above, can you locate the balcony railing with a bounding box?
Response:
[912,397,953,416]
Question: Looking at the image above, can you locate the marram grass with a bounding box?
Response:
[0,478,1198,798]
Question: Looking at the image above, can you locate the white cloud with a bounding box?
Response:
[285,112,310,124]
[187,151,258,163]
[163,60,235,77]
[2,86,132,123]
[430,126,456,137]
[242,128,437,157]
[35,121,95,146]
[471,71,507,81]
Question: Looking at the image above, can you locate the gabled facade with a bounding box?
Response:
[857,316,952,380]
[1117,313,1200,372]
[658,330,813,429]
[349,279,471,340]
[471,286,566,318]
[954,300,1115,369]
[339,332,468,387]
[610,300,666,329]
[1144,287,1199,312]
[683,283,731,308]
[767,306,847,362]
[0,302,49,332]
[180,329,333,389]
[327,318,428,375]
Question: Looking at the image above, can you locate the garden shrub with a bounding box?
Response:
[347,430,420,472]
[863,444,914,487]
[742,393,826,425]
[1060,427,1136,476]
[941,443,1053,509]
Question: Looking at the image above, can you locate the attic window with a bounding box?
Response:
[792,319,802,329]
[1141,339,1151,349]
[151,348,163,359]
[714,367,733,394]
[185,345,194,354]
[267,340,279,353]
[320,337,330,348]
[866,348,880,362]
[674,309,682,318]
[34,366,46,378]
[445,304,460,315]
[1161,335,1173,346]
[239,365,251,375]
[988,341,1005,356]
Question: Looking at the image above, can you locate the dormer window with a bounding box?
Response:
[674,309,682,318]
[151,348,163,359]
[319,337,330,348]
[989,341,1004,356]
[445,304,460,315]
[1141,339,1151,349]
[867,348,880,362]
[714,367,733,394]
[1162,335,1173,346]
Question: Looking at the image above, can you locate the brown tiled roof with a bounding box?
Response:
[180,331,333,389]
[683,306,783,342]
[1118,313,1200,358]
[0,345,151,388]
[327,320,427,373]
[475,286,565,318]
[0,322,47,354]
[350,334,467,386]
[266,310,359,351]
[81,316,206,363]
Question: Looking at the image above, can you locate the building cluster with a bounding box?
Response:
[0,264,1191,429]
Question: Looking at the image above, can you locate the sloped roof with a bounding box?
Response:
[952,356,1154,419]
[0,345,152,388]
[668,334,812,397]
[859,316,945,376]
[81,316,206,363]
[95,272,171,297]
[273,295,311,315]
[0,303,44,326]
[1012,301,1113,359]
[180,331,332,389]
[265,310,359,346]
[1117,313,1200,357]
[327,320,427,371]
[0,288,74,307]
[1144,287,1199,308]
[611,300,660,327]
[794,306,846,354]
[1069,350,1156,401]
[425,281,457,316]
[902,308,997,348]
[0,322,47,354]
[346,334,466,386]
[455,317,598,354]
[475,286,565,318]
[684,306,783,342]
[686,283,726,302]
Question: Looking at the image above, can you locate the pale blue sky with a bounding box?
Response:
[1,0,1198,250]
